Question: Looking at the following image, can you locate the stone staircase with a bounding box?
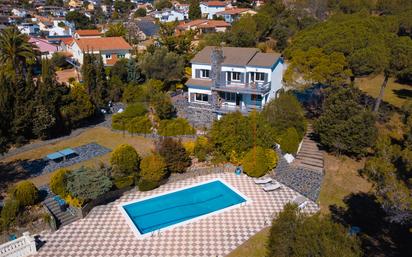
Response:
[293,126,324,173]
[43,197,80,228]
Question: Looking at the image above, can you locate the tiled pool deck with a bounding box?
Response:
[36,173,319,257]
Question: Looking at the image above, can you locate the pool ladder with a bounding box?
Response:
[151,229,161,237]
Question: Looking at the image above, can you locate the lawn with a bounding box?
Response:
[356,75,412,108]
[227,228,270,257]
[0,127,157,188]
[318,153,372,214]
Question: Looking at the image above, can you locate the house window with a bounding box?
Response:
[251,94,262,102]
[105,54,111,59]
[231,72,241,81]
[251,72,265,82]
[221,92,236,102]
[195,93,209,102]
[118,54,125,58]
[200,69,210,78]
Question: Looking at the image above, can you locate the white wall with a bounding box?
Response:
[188,87,212,104]
[269,60,285,100]
[0,232,37,257]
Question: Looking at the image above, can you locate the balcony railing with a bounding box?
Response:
[211,81,271,94]
[214,104,262,114]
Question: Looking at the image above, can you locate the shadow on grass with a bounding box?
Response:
[330,193,412,257]
[0,160,47,196]
[393,88,412,100]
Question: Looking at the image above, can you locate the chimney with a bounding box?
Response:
[210,46,223,88]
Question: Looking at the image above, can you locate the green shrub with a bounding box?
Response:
[140,154,167,183]
[122,103,148,118]
[158,118,195,136]
[261,93,306,139]
[242,147,278,177]
[112,103,148,130]
[138,179,159,191]
[50,169,71,197]
[279,127,300,154]
[194,136,211,162]
[110,144,141,178]
[127,115,152,134]
[0,199,20,228]
[66,167,113,202]
[113,175,135,189]
[157,138,191,173]
[9,181,39,207]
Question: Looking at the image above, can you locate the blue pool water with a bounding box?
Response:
[122,180,246,235]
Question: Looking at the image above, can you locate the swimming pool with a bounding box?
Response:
[119,179,248,238]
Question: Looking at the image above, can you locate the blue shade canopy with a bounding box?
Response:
[47,152,64,160]
[59,148,76,156]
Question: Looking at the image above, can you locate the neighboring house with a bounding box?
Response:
[186,46,284,117]
[38,18,75,37]
[70,37,132,66]
[74,29,102,39]
[136,18,160,40]
[200,1,231,19]
[36,6,67,17]
[176,19,230,35]
[17,23,40,35]
[173,1,190,12]
[216,8,257,23]
[11,8,28,18]
[29,37,58,59]
[151,8,188,22]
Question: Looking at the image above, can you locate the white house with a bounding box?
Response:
[200,1,231,19]
[12,8,28,18]
[186,46,285,117]
[70,37,132,66]
[17,23,40,35]
[151,8,188,22]
[216,8,257,23]
[38,18,75,37]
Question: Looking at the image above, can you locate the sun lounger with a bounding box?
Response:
[254,177,273,184]
[262,182,282,192]
[292,195,308,209]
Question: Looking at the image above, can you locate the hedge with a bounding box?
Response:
[138,179,159,191]
[9,181,39,207]
[140,154,167,183]
[50,169,71,197]
[279,127,300,154]
[157,118,195,136]
[242,147,278,177]
[110,144,141,178]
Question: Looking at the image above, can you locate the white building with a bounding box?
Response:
[200,1,231,19]
[38,19,75,37]
[70,36,132,66]
[17,23,40,35]
[151,8,188,22]
[186,46,285,117]
[12,8,28,18]
[216,8,257,23]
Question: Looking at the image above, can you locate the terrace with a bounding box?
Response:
[34,172,319,257]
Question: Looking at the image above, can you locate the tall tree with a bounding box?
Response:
[188,0,201,20]
[0,27,36,80]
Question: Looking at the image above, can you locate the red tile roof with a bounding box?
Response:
[217,8,251,15]
[75,29,102,36]
[177,19,230,30]
[73,37,132,52]
[203,1,228,7]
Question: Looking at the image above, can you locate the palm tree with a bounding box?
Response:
[0,26,36,78]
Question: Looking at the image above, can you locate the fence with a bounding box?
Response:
[0,232,37,257]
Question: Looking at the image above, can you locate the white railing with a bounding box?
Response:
[0,232,37,257]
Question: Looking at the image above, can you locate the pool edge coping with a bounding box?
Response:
[118,177,252,239]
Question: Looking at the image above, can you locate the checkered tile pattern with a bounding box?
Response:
[35,173,319,257]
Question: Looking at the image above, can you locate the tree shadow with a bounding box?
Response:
[330,193,412,257]
[0,159,48,196]
[393,88,412,100]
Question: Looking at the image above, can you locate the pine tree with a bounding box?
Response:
[189,0,202,20]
